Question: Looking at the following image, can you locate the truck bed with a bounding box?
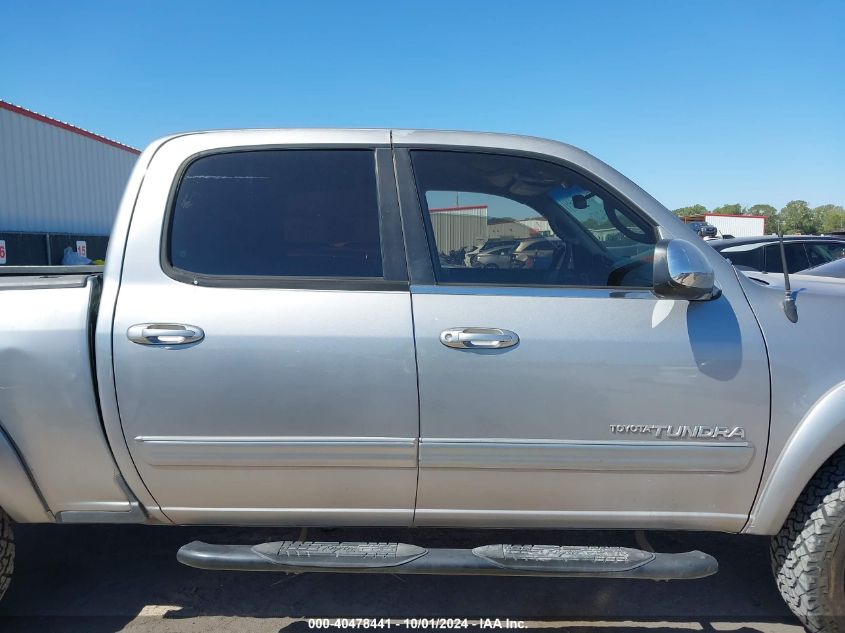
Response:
[0,273,97,291]
[0,271,133,520]
[0,265,103,291]
[0,264,103,280]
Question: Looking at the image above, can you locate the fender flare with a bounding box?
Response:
[748,381,845,534]
[0,424,52,523]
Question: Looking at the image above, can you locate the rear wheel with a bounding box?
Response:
[772,454,845,632]
[0,508,13,602]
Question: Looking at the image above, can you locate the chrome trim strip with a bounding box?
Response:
[134,436,418,468]
[420,439,754,473]
[413,509,747,531]
[410,284,656,299]
[162,507,413,527]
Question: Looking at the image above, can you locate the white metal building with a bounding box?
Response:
[705,214,766,238]
[429,205,489,254]
[0,100,139,235]
[518,217,552,235]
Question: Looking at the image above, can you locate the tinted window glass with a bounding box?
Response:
[411,151,656,287]
[719,244,765,271]
[169,150,382,278]
[806,241,845,268]
[764,243,809,273]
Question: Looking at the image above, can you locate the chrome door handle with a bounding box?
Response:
[440,327,519,349]
[127,323,205,346]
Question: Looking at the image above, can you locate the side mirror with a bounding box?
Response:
[653,239,720,301]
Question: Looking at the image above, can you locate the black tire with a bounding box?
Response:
[0,508,13,602]
[772,453,845,632]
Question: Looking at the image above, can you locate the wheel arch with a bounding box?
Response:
[748,380,845,535]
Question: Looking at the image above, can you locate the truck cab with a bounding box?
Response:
[2,130,844,630]
[99,129,768,530]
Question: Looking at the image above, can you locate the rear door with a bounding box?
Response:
[395,144,770,532]
[113,134,419,525]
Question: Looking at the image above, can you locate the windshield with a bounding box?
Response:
[547,184,654,253]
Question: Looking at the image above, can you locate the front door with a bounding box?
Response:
[398,147,770,532]
[113,141,419,525]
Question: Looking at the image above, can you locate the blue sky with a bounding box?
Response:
[2,1,843,210]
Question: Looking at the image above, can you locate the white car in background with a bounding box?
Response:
[464,240,518,268]
[475,242,519,268]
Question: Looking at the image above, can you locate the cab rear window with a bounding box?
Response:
[168,150,383,279]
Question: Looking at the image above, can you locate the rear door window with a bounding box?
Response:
[720,244,765,271]
[764,243,809,273]
[806,242,845,268]
[168,150,383,279]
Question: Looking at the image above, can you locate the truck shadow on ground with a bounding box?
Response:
[0,524,800,633]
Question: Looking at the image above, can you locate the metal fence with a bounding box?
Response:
[0,231,108,265]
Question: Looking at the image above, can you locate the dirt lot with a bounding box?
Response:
[0,523,801,632]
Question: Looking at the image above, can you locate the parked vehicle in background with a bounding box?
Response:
[686,221,718,239]
[712,235,845,274]
[740,266,845,297]
[475,242,518,269]
[800,256,845,280]
[3,129,845,631]
[509,236,562,269]
[464,239,518,268]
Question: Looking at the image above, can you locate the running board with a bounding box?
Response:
[177,541,717,580]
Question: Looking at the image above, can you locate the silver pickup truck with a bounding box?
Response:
[2,130,843,630]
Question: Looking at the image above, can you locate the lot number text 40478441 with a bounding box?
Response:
[307,619,527,630]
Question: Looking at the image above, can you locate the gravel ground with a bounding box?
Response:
[0,523,802,632]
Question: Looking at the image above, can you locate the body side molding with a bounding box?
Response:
[420,439,755,473]
[134,436,418,469]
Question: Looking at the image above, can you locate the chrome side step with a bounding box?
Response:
[177,540,717,580]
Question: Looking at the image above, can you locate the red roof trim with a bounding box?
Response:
[429,205,489,213]
[705,213,767,219]
[0,100,141,155]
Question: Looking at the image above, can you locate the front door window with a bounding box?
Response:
[411,150,657,288]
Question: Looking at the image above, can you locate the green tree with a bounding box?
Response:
[711,203,743,216]
[746,204,778,234]
[813,204,845,234]
[673,204,707,217]
[780,200,818,235]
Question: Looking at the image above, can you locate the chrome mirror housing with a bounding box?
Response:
[653,239,720,301]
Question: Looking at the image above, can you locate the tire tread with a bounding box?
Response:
[772,453,845,632]
[0,508,13,602]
